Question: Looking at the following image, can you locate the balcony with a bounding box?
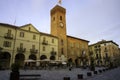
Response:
[30,49,38,54]
[51,51,56,56]
[4,33,13,39]
[42,40,48,45]
[17,47,26,53]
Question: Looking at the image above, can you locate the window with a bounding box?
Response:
[32,45,35,49]
[71,43,74,47]
[82,50,86,56]
[94,46,97,48]
[29,27,31,31]
[61,39,64,45]
[71,51,74,55]
[61,48,63,54]
[76,43,79,48]
[43,46,45,51]
[52,47,54,51]
[3,41,11,47]
[96,54,98,59]
[53,17,55,21]
[98,45,100,47]
[60,16,62,20]
[52,39,54,43]
[20,32,24,37]
[33,35,36,40]
[20,43,23,48]
[8,29,11,34]
[43,37,46,41]
[105,53,108,58]
[104,43,106,46]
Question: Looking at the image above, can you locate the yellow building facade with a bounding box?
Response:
[0,23,58,69]
[89,40,119,66]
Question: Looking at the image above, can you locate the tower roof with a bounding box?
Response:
[50,5,66,15]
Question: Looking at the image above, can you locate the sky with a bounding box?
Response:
[0,0,120,46]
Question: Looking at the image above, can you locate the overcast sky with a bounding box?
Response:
[0,0,120,46]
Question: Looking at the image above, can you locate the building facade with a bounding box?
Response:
[0,23,58,68]
[0,5,89,68]
[89,40,119,66]
[67,36,89,66]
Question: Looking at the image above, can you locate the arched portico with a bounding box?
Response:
[50,56,55,60]
[0,52,11,69]
[15,53,25,67]
[40,55,47,60]
[29,54,37,67]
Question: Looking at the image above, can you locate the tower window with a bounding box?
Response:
[61,48,64,54]
[60,16,62,20]
[53,17,55,21]
[61,39,64,45]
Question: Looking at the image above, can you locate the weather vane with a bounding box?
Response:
[58,0,62,5]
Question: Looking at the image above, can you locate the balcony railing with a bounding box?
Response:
[42,40,48,45]
[51,51,56,56]
[17,47,26,53]
[30,49,38,54]
[4,33,13,39]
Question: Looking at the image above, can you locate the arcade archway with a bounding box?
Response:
[50,56,55,60]
[0,52,11,69]
[15,53,25,67]
[29,54,36,67]
[40,55,47,60]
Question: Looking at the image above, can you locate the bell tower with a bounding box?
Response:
[50,5,67,58]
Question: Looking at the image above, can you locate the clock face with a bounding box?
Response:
[60,22,64,27]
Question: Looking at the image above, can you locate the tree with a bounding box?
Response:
[89,51,95,71]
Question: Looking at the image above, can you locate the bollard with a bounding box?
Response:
[103,69,105,72]
[105,68,108,71]
[64,77,70,80]
[78,74,83,79]
[87,72,92,76]
[94,71,98,74]
[98,70,102,73]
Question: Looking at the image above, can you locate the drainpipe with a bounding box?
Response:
[11,28,17,66]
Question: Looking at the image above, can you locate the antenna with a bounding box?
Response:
[14,16,16,25]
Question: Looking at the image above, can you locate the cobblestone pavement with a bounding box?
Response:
[0,67,120,80]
